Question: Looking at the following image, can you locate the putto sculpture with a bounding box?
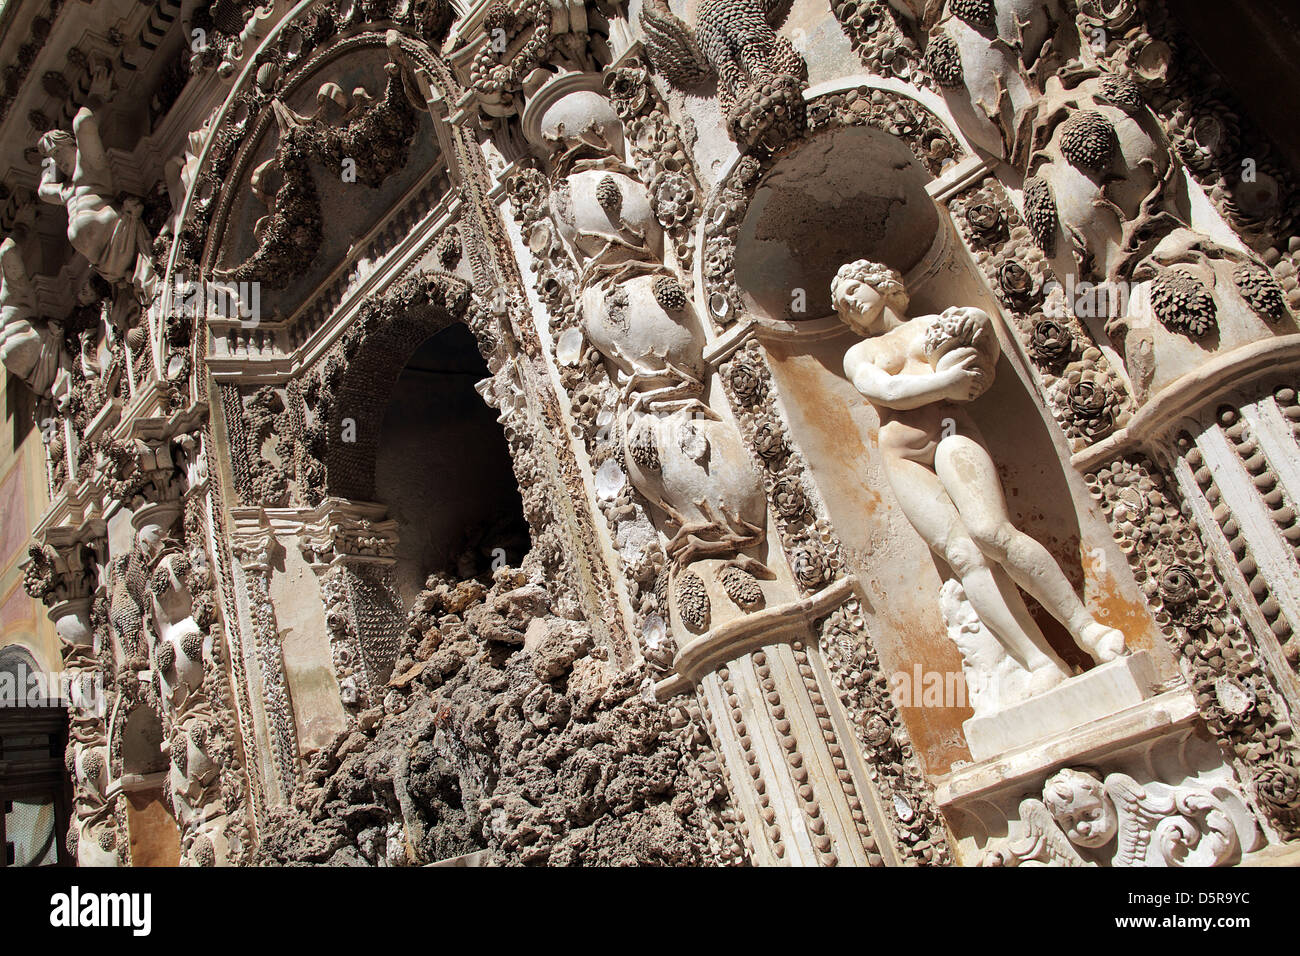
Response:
[834,258,1126,695]
[983,766,1262,867]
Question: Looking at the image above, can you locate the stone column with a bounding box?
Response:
[230,523,300,803]
[25,532,121,865]
[299,498,404,712]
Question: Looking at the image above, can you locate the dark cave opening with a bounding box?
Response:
[372,322,530,609]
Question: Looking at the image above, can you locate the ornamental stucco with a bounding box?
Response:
[2,0,1298,867]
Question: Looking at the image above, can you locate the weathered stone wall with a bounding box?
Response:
[7,0,1300,866]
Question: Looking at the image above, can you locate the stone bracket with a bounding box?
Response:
[655,575,859,699]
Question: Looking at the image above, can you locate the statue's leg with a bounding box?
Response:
[885,454,1068,682]
[934,435,1126,663]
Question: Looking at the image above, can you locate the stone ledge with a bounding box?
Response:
[934,686,1200,809]
[962,652,1158,762]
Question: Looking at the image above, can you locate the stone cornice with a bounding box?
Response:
[229,498,399,570]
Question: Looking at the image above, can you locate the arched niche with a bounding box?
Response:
[734,123,940,324]
[297,271,531,695]
[0,645,48,705]
[201,40,438,316]
[702,86,1165,772]
[162,7,465,361]
[317,272,474,502]
[375,323,530,606]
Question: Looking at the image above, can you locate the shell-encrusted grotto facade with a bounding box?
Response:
[2,0,1300,867]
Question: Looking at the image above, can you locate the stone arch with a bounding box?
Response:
[315,270,473,500]
[159,3,467,396]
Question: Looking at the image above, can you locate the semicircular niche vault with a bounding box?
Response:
[735,123,940,323]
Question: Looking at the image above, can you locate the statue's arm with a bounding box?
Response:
[37,161,65,206]
[847,350,966,410]
[72,107,112,183]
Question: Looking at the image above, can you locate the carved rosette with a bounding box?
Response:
[1086,456,1300,836]
[604,66,701,274]
[946,177,1134,450]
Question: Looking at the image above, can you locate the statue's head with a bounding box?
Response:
[1042,767,1117,848]
[38,129,76,178]
[831,259,909,336]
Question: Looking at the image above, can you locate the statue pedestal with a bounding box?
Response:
[962,652,1157,762]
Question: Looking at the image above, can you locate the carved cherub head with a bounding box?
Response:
[1042,767,1118,848]
[831,259,909,336]
[38,129,76,178]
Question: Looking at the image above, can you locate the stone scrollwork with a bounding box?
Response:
[984,768,1263,867]
[230,525,301,799]
[465,0,604,123]
[22,536,121,865]
[11,0,1300,871]
[1020,67,1296,407]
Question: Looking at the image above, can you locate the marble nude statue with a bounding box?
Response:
[834,259,1126,695]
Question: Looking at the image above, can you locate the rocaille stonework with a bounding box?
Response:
[2,0,1299,866]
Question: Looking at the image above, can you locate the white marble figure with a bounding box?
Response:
[0,236,66,398]
[834,259,1126,694]
[37,99,156,327]
[986,767,1262,866]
